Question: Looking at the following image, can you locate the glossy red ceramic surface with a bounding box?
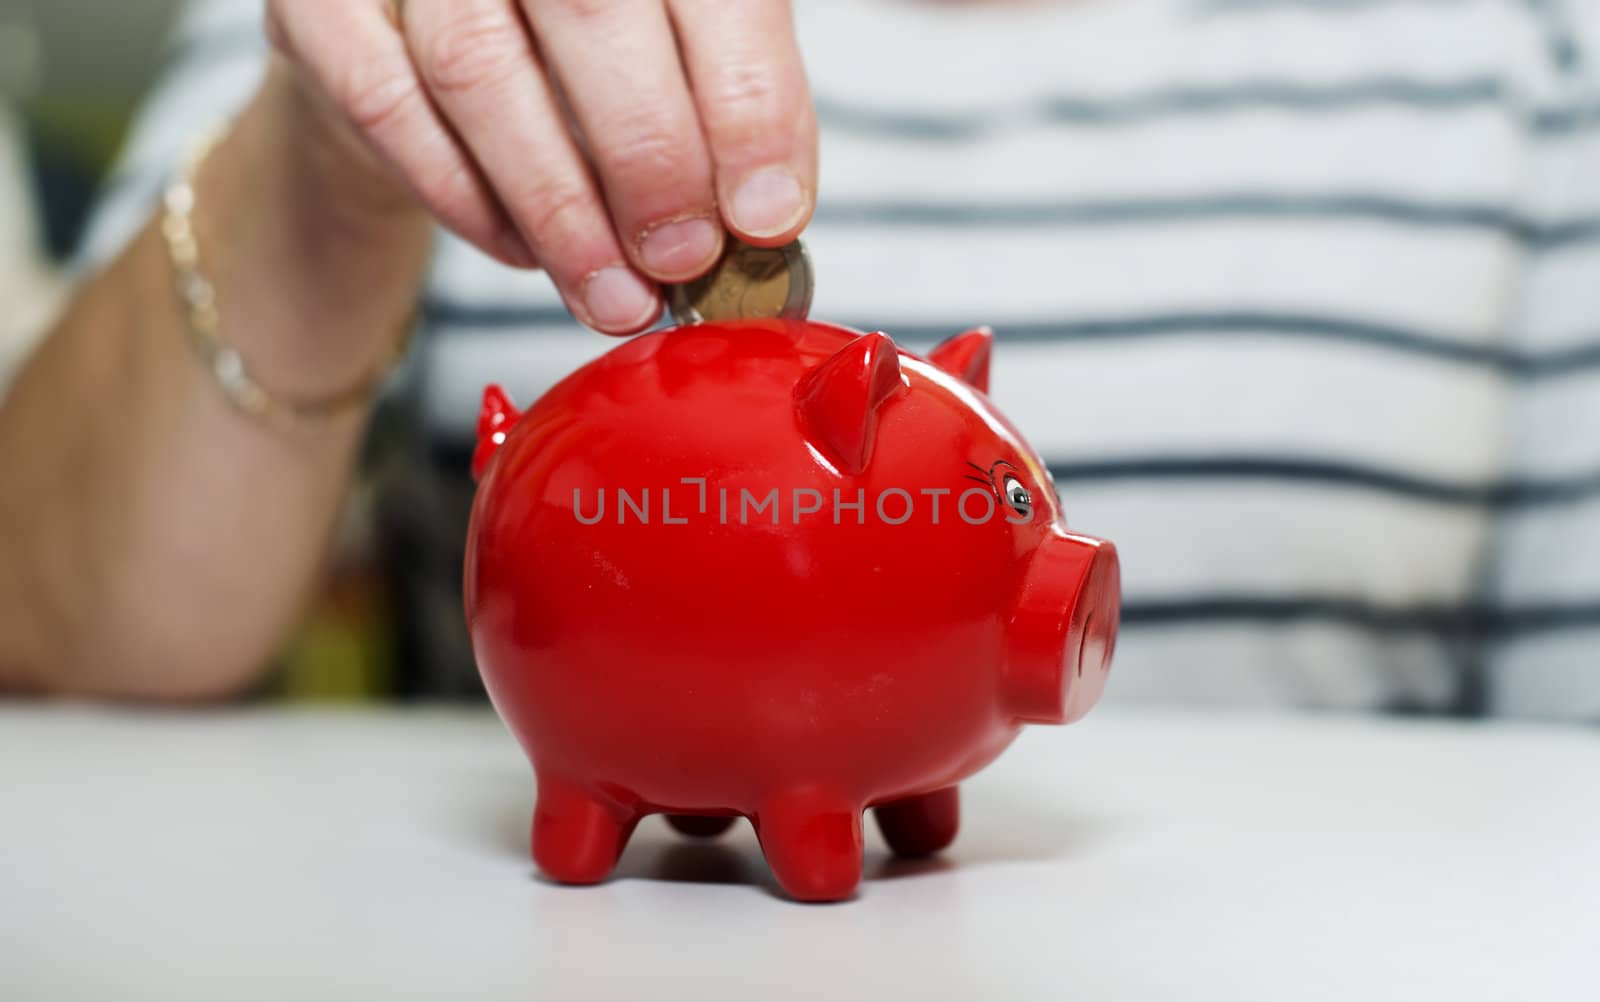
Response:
[464,319,1119,901]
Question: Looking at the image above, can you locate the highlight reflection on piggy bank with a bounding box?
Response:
[465,320,1119,901]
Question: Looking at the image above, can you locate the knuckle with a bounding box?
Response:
[547,0,625,23]
[411,160,481,220]
[418,11,526,95]
[705,62,798,148]
[518,184,602,254]
[338,69,423,136]
[602,121,698,191]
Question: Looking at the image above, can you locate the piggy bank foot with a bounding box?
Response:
[531,776,639,885]
[665,814,738,838]
[754,787,864,902]
[873,786,960,858]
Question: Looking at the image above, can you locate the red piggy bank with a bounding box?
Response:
[465,320,1119,901]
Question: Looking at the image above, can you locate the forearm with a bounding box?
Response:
[0,61,432,699]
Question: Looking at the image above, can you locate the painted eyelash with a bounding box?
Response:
[964,460,991,478]
[962,474,993,487]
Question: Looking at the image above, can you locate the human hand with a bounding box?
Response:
[266,0,818,334]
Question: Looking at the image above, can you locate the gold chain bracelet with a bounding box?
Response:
[160,129,414,431]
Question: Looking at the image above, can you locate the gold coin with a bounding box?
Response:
[667,238,813,325]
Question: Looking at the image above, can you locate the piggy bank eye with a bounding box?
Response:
[1003,475,1032,515]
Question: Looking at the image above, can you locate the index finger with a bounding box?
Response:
[667,0,818,247]
[268,0,533,266]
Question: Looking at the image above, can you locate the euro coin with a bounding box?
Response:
[667,238,813,325]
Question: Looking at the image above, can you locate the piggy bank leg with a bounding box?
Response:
[531,775,639,885]
[666,814,738,838]
[754,788,864,902]
[873,786,960,858]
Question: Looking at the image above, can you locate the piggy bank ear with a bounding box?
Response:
[926,326,993,394]
[472,384,522,482]
[795,332,907,476]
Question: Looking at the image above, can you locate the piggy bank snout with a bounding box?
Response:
[1004,532,1121,725]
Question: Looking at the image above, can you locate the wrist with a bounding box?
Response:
[186,60,433,402]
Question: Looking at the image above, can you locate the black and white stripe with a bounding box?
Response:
[77,0,1600,716]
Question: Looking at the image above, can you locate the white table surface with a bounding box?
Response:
[2,705,1595,1001]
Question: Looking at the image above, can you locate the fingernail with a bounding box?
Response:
[583,266,660,332]
[639,216,722,279]
[729,167,806,239]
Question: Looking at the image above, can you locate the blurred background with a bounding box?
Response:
[1,1,181,249]
[1,0,404,702]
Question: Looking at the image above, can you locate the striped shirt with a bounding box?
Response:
[83,0,1600,717]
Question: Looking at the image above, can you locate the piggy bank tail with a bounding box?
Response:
[472,385,522,482]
